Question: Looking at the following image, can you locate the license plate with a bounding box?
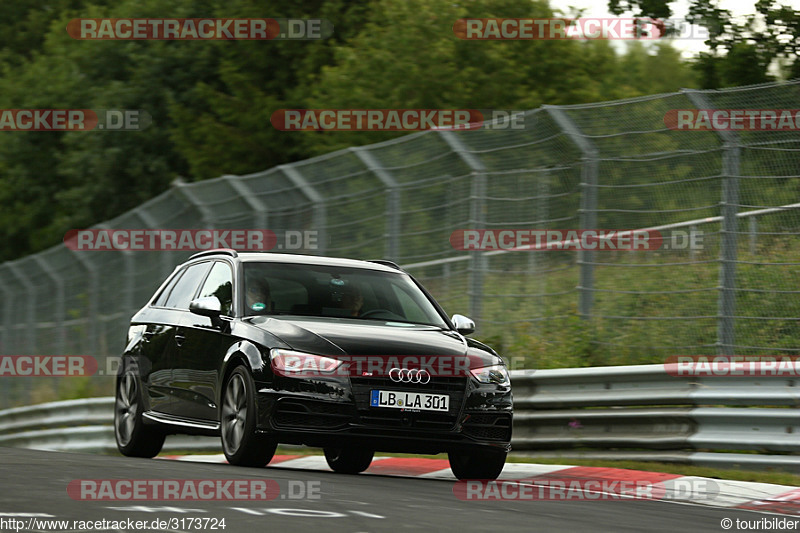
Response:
[370,390,449,411]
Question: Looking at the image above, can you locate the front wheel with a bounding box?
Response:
[221,366,277,467]
[324,447,374,474]
[448,448,507,480]
[115,362,165,458]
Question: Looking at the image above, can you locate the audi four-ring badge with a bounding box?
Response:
[115,250,513,479]
[389,368,431,384]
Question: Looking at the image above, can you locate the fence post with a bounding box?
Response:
[172,178,216,229]
[439,130,486,327]
[66,249,99,357]
[749,216,757,255]
[279,164,327,255]
[545,106,599,319]
[32,255,66,355]
[0,266,20,356]
[0,271,9,355]
[684,89,740,356]
[4,262,37,355]
[351,148,400,262]
[132,206,172,281]
[223,175,270,231]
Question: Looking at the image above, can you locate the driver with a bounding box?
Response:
[340,284,363,317]
[245,277,272,313]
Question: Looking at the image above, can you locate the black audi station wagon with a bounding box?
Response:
[115,250,513,479]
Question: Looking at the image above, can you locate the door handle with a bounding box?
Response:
[174,328,185,347]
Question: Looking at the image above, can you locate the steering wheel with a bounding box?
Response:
[359,308,403,320]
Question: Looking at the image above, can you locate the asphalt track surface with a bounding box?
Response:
[0,447,786,532]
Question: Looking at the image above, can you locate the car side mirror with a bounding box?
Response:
[451,314,475,335]
[189,296,222,318]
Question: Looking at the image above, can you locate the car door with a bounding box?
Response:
[153,260,213,416]
[137,269,184,414]
[172,260,234,421]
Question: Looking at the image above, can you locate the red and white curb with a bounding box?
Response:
[159,454,800,515]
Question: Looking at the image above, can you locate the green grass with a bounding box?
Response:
[420,241,800,369]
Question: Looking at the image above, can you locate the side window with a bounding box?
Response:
[153,270,183,307]
[164,262,211,310]
[198,262,234,316]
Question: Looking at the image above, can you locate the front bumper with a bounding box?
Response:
[255,376,512,454]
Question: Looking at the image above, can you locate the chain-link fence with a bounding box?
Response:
[1,79,800,408]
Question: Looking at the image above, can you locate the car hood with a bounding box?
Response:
[249,316,498,368]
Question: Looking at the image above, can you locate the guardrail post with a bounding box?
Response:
[280,164,327,255]
[439,130,486,326]
[352,148,400,262]
[4,262,37,355]
[684,89,740,356]
[545,106,599,319]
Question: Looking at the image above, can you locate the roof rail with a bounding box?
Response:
[189,249,239,260]
[368,259,402,270]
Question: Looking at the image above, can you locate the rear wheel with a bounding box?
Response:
[115,363,165,458]
[448,448,507,480]
[221,366,277,467]
[323,447,374,474]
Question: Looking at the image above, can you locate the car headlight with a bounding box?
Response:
[470,364,510,385]
[269,348,344,376]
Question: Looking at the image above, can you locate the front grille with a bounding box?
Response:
[273,400,352,429]
[350,376,467,431]
[462,413,512,441]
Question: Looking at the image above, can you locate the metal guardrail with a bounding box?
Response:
[0,397,220,454]
[1,365,798,472]
[511,365,800,472]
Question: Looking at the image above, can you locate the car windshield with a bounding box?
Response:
[242,262,448,327]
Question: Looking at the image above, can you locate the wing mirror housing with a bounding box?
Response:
[189,296,222,318]
[451,314,475,335]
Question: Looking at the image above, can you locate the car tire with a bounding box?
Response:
[221,366,277,467]
[448,448,507,480]
[115,362,166,458]
[323,447,374,474]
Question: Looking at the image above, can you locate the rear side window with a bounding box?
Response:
[164,262,212,309]
[198,261,234,316]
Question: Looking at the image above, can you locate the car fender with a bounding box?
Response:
[218,340,266,404]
